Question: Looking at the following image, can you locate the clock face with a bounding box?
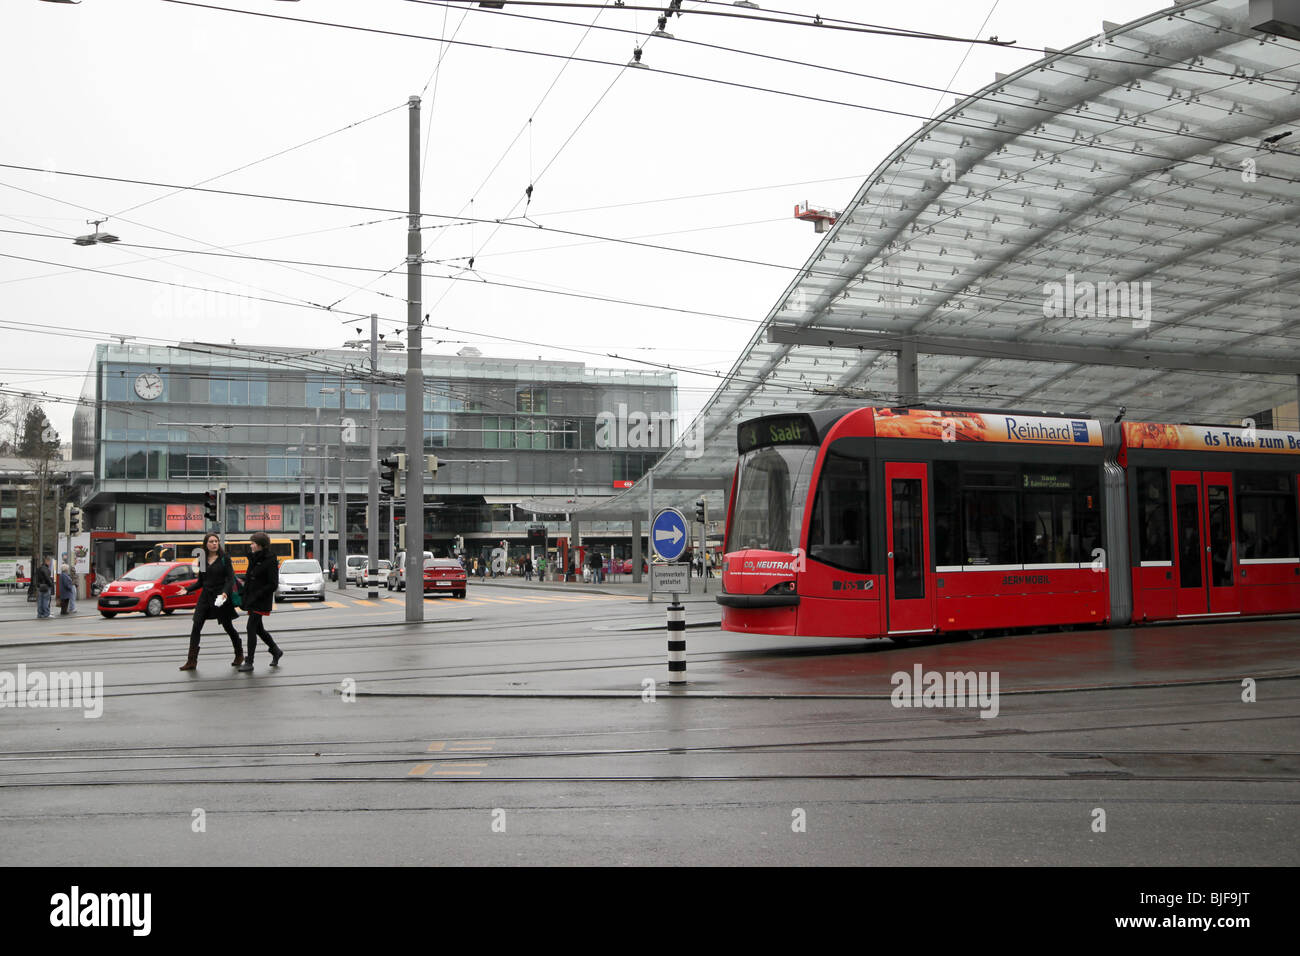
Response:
[134,372,164,400]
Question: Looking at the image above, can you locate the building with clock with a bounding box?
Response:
[71,341,676,578]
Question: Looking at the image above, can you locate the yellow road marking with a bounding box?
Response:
[426,742,446,752]
[408,763,433,776]
[433,763,485,776]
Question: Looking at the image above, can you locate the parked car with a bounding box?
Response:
[97,561,200,618]
[344,555,368,584]
[276,559,326,602]
[352,558,391,585]
[423,557,467,598]
[386,551,433,591]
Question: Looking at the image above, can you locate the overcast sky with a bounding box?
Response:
[2,0,1167,443]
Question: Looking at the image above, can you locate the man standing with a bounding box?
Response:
[57,565,74,615]
[34,556,53,619]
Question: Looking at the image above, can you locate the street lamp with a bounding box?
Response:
[72,218,119,246]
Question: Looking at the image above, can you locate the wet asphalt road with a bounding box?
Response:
[1,583,1297,865]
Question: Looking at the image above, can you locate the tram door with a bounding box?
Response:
[884,462,934,634]
[1171,470,1239,617]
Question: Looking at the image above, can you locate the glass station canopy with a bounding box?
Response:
[585,0,1300,518]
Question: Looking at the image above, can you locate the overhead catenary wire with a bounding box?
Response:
[152,1,1300,164]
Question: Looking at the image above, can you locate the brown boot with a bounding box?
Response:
[179,636,200,671]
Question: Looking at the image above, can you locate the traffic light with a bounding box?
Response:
[204,490,219,523]
[68,506,82,535]
[454,534,464,554]
[695,498,706,524]
[425,454,439,477]
[398,523,407,551]
[380,453,406,498]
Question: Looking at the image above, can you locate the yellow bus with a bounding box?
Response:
[145,538,295,574]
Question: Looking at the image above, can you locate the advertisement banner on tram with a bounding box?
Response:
[1123,421,1300,455]
[873,408,1102,446]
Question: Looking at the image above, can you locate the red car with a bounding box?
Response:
[98,561,201,618]
[423,557,467,598]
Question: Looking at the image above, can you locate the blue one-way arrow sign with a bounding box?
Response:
[651,508,689,561]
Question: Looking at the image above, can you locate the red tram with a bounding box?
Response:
[717,407,1300,639]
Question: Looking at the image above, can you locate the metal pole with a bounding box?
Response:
[666,598,686,684]
[322,441,330,577]
[645,469,654,603]
[337,374,347,592]
[297,469,305,559]
[367,313,380,598]
[313,406,322,567]
[404,94,425,624]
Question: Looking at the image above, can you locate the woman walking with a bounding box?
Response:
[179,533,244,671]
[238,532,282,672]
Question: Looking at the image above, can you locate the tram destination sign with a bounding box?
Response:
[738,414,818,454]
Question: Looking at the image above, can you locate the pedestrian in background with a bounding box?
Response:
[238,532,283,672]
[34,556,53,619]
[57,564,75,615]
[179,533,243,671]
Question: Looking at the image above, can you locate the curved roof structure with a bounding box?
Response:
[585,0,1300,518]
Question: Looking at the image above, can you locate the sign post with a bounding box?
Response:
[650,507,690,684]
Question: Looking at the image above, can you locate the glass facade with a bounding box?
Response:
[73,344,676,536]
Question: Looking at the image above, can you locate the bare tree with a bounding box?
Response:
[19,405,62,560]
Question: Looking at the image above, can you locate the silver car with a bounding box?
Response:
[276,559,326,602]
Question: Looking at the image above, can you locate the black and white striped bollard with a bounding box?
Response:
[667,599,686,685]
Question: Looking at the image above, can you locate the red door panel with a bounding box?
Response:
[1171,470,1238,618]
[1171,471,1206,616]
[1204,471,1238,615]
[884,461,933,634]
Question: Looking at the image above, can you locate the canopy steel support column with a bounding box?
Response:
[897,342,918,405]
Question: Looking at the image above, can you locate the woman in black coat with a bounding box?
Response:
[238,532,282,672]
[179,532,244,671]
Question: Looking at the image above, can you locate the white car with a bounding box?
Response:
[386,551,433,591]
[276,559,326,602]
[344,555,368,584]
[351,558,391,585]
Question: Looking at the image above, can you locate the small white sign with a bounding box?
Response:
[651,563,690,594]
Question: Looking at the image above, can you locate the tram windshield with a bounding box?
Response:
[726,445,818,553]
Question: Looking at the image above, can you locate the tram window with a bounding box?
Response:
[1206,484,1234,587]
[963,490,1018,565]
[807,452,869,572]
[726,445,817,553]
[1021,493,1073,563]
[1175,485,1203,589]
[933,460,960,566]
[1236,471,1299,560]
[891,478,925,599]
[1136,468,1171,562]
